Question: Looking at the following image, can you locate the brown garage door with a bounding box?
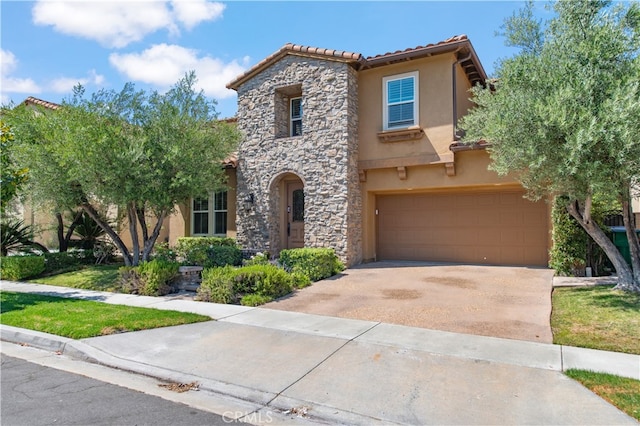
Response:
[377,190,548,266]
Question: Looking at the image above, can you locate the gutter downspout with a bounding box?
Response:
[452,51,472,141]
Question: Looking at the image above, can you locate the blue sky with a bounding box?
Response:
[1,1,547,119]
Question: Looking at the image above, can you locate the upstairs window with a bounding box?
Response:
[383,71,419,130]
[191,191,227,236]
[290,97,302,137]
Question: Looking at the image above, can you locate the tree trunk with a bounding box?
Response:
[127,203,140,266]
[55,210,83,252]
[80,202,133,266]
[566,198,639,292]
[140,210,167,262]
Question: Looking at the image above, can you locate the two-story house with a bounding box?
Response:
[214,35,551,267]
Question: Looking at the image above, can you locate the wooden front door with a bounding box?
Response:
[286,181,304,248]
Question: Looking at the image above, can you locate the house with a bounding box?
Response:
[219,35,551,267]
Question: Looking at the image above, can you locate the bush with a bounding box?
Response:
[43,252,81,274]
[175,237,239,266]
[240,294,273,306]
[198,264,293,304]
[1,255,46,280]
[279,248,344,282]
[204,245,242,268]
[291,271,312,289]
[242,252,270,266]
[119,259,179,296]
[152,242,177,262]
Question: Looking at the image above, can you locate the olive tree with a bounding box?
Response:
[460,0,640,292]
[7,72,240,266]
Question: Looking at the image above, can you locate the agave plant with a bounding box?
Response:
[0,219,48,256]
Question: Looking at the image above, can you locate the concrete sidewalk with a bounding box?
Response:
[1,281,638,425]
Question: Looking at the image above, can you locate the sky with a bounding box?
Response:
[1,0,551,119]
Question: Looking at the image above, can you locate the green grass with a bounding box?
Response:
[566,369,640,421]
[551,285,640,354]
[29,264,122,292]
[0,291,210,339]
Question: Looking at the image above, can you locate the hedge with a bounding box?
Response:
[1,255,46,280]
[119,259,180,296]
[278,248,344,282]
[175,237,241,267]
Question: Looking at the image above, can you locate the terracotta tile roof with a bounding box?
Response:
[223,152,238,168]
[23,96,60,110]
[227,43,365,90]
[366,35,469,62]
[227,35,487,90]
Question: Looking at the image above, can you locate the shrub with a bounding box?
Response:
[291,271,312,289]
[43,252,81,274]
[204,245,242,268]
[198,266,236,303]
[1,255,46,280]
[279,248,344,282]
[242,252,270,266]
[197,264,293,304]
[175,237,239,266]
[152,242,177,262]
[119,259,179,296]
[240,294,273,306]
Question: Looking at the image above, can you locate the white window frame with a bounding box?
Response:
[382,71,419,130]
[191,191,228,237]
[290,96,302,137]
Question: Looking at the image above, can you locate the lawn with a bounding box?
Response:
[29,264,122,292]
[551,285,640,355]
[0,291,210,339]
[566,369,640,421]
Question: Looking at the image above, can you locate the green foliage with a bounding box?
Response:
[242,252,270,266]
[119,259,179,296]
[152,242,177,262]
[1,255,45,280]
[290,271,312,289]
[240,294,273,307]
[175,237,240,267]
[0,219,46,256]
[43,252,81,274]
[549,197,588,276]
[279,248,344,282]
[0,121,28,215]
[198,264,293,304]
[5,72,240,266]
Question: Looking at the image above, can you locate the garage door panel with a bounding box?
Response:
[377,190,548,266]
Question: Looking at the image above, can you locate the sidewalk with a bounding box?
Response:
[1,280,638,425]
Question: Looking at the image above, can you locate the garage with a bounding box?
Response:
[376,190,549,266]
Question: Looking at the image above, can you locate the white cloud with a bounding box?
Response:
[32,0,225,48]
[0,49,42,100]
[50,69,106,93]
[171,0,225,30]
[109,44,248,99]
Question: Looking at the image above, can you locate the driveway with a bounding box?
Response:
[263,262,555,343]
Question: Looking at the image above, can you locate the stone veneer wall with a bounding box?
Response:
[235,55,362,266]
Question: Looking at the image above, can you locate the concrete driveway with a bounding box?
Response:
[263,262,555,343]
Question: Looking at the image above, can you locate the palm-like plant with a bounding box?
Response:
[0,219,48,256]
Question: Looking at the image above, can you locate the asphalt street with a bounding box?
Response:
[1,354,245,426]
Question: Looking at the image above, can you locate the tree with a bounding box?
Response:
[459,0,640,292]
[6,72,240,266]
[0,120,28,216]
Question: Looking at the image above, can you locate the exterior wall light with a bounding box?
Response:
[243,193,255,210]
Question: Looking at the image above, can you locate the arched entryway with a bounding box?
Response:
[269,172,305,253]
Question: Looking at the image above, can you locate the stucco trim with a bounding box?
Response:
[377,126,425,143]
[358,151,455,171]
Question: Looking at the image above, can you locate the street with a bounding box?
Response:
[1,354,242,426]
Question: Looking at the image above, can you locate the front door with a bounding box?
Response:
[286,181,304,248]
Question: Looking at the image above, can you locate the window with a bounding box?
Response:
[383,71,419,130]
[191,191,227,236]
[290,97,302,137]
